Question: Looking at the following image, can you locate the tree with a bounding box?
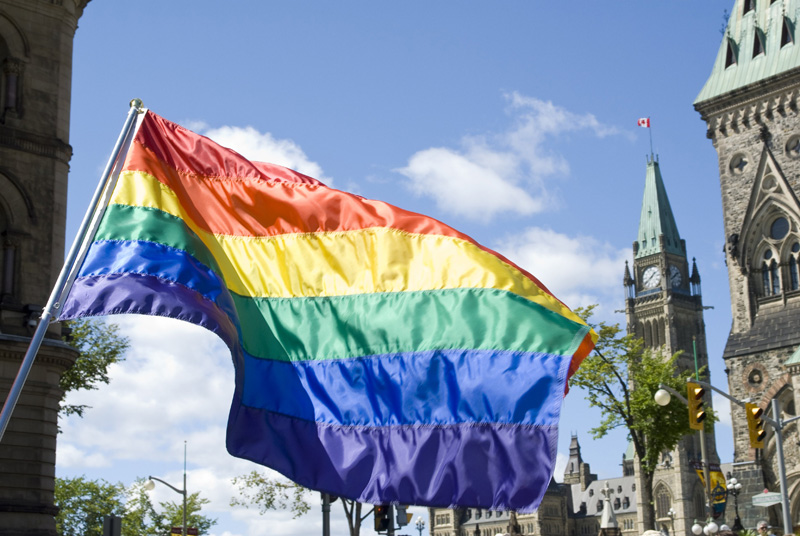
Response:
[59,317,129,418]
[55,476,126,536]
[55,476,217,535]
[568,306,706,531]
[155,492,217,535]
[231,471,373,536]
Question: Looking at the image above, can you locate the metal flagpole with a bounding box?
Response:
[0,99,145,442]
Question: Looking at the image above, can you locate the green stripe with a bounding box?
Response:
[96,204,223,276]
[96,204,588,362]
[235,289,588,362]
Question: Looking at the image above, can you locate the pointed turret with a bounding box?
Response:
[623,261,634,300]
[690,257,702,296]
[635,156,683,260]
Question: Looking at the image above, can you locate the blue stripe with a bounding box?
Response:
[76,240,239,325]
[241,348,569,427]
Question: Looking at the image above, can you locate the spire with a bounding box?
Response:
[623,261,634,300]
[691,257,702,296]
[696,0,800,105]
[635,156,683,259]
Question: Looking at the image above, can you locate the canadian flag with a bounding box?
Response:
[637,117,650,128]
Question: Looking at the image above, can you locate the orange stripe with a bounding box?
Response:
[122,110,561,303]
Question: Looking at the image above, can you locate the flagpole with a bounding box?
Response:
[0,99,144,442]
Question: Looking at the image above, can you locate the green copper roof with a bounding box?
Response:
[635,158,683,260]
[786,345,800,366]
[696,0,800,104]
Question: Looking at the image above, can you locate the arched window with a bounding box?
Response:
[655,485,671,518]
[790,242,799,291]
[762,250,780,296]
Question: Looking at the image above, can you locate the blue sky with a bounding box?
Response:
[59,2,736,535]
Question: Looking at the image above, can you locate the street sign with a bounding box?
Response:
[752,492,783,507]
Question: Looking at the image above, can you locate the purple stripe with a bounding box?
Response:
[60,273,240,353]
[226,397,556,512]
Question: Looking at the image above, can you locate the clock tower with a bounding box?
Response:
[623,155,720,536]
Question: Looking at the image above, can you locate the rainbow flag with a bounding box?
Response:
[59,111,596,512]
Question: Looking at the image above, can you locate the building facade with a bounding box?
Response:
[695,0,800,530]
[623,156,721,536]
[430,158,718,536]
[0,1,87,534]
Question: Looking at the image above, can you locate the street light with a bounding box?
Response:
[145,441,188,536]
[667,507,676,534]
[416,516,425,536]
[725,476,744,532]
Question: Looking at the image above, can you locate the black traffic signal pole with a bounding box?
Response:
[677,380,800,536]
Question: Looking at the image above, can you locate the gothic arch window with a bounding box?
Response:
[789,242,800,291]
[762,249,780,296]
[750,211,800,298]
[743,0,755,14]
[654,484,672,519]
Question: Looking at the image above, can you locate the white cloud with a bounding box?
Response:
[187,122,332,186]
[56,315,390,536]
[397,93,622,222]
[493,226,630,315]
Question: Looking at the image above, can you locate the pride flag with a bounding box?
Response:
[59,110,596,512]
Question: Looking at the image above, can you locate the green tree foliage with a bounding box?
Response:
[55,476,216,535]
[569,306,708,531]
[59,317,130,418]
[156,492,217,535]
[231,472,372,536]
[55,476,125,536]
[230,471,311,518]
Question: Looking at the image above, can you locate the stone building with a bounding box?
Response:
[0,1,87,535]
[622,155,721,536]
[429,154,719,536]
[694,0,800,530]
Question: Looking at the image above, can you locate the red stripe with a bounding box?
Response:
[124,110,560,301]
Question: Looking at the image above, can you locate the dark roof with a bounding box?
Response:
[723,299,800,359]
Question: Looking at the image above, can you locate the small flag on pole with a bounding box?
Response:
[637,117,650,128]
[58,109,596,512]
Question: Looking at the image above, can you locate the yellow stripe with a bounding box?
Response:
[110,171,581,322]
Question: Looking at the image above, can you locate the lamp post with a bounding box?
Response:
[144,441,188,536]
[416,516,425,536]
[668,507,676,535]
[725,477,743,532]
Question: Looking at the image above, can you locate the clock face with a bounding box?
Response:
[642,266,661,289]
[669,264,682,287]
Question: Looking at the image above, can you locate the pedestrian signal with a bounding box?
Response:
[687,382,706,431]
[745,402,766,449]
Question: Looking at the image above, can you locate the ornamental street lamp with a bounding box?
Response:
[668,507,676,534]
[416,516,425,536]
[725,476,744,532]
[144,441,188,536]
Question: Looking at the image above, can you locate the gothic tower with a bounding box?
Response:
[623,157,720,536]
[0,1,87,534]
[695,0,800,529]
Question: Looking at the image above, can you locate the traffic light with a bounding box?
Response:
[687,382,706,431]
[374,505,391,532]
[396,504,412,526]
[745,402,766,448]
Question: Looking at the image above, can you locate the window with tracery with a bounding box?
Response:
[762,249,780,296]
[655,486,671,518]
[751,213,800,298]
